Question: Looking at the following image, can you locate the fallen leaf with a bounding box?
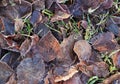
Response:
[34,23,50,37]
[30,10,42,25]
[78,62,109,77]
[17,55,45,84]
[90,32,117,52]
[0,61,14,84]
[38,32,63,62]
[51,4,70,22]
[19,34,39,58]
[60,34,81,64]
[54,66,78,82]
[1,17,15,35]
[63,73,83,84]
[73,40,92,61]
[89,62,109,77]
[106,17,120,36]
[14,0,32,18]
[1,52,20,69]
[0,33,9,48]
[112,51,120,69]
[0,0,32,35]
[6,74,17,84]
[51,10,70,22]
[106,23,120,36]
[19,38,31,57]
[103,72,120,84]
[0,0,32,19]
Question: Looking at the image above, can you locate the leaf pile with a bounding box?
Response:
[0,0,120,84]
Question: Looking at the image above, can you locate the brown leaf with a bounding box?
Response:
[20,32,62,62]
[63,73,83,84]
[103,72,120,84]
[0,33,9,48]
[0,32,23,52]
[0,0,32,19]
[0,61,14,84]
[17,55,45,84]
[112,51,120,69]
[60,34,81,64]
[6,74,17,84]
[38,32,62,62]
[78,62,109,77]
[51,11,70,22]
[88,62,109,77]
[19,34,40,58]
[63,73,89,84]
[19,38,32,57]
[91,32,117,52]
[0,18,4,32]
[89,51,102,62]
[0,0,32,35]
[44,70,57,84]
[5,34,25,51]
[51,4,70,22]
[54,66,78,82]
[73,40,92,61]
[1,52,20,69]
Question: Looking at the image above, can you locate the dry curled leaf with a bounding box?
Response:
[103,73,120,84]
[51,11,70,22]
[51,4,70,22]
[63,73,82,84]
[78,62,109,77]
[54,66,78,82]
